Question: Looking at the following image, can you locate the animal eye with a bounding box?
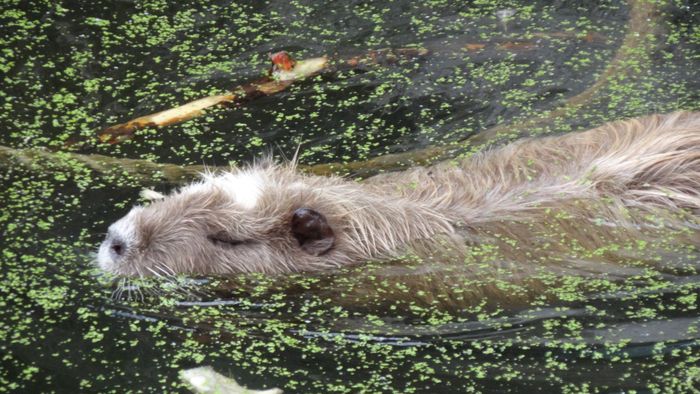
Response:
[207,233,247,248]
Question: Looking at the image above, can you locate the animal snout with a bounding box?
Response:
[108,236,127,258]
[101,230,130,263]
[97,210,142,273]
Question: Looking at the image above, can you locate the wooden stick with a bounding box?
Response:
[98,48,430,144]
[99,53,328,144]
[99,93,237,143]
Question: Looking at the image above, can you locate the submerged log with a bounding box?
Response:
[0,144,203,185]
[307,0,662,178]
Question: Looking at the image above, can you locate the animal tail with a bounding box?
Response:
[590,111,700,214]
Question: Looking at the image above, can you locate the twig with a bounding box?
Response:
[98,48,430,144]
[99,53,328,144]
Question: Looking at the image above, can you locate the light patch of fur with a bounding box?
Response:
[140,189,165,201]
[194,170,264,210]
[218,171,264,210]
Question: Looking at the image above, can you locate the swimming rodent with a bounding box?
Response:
[98,112,700,280]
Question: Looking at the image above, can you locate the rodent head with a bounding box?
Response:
[97,164,347,277]
[97,162,453,277]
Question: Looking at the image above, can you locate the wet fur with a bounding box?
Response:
[101,112,700,289]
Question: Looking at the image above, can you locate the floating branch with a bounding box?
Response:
[98,48,429,144]
[342,47,429,68]
[96,32,601,145]
[98,52,328,144]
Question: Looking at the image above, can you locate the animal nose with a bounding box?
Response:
[111,239,126,256]
[107,235,129,260]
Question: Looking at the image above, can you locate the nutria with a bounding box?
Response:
[98,112,700,281]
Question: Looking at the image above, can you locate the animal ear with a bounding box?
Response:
[291,208,335,256]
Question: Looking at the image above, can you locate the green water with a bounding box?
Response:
[1,0,699,392]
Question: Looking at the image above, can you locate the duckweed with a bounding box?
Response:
[1,0,699,393]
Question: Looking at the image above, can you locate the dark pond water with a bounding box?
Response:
[1,0,699,392]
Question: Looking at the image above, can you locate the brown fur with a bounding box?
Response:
[99,112,700,291]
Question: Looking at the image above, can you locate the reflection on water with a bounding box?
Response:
[1,0,699,392]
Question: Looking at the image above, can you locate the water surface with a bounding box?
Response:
[1,0,699,392]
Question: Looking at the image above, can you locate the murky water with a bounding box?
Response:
[1,0,699,392]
